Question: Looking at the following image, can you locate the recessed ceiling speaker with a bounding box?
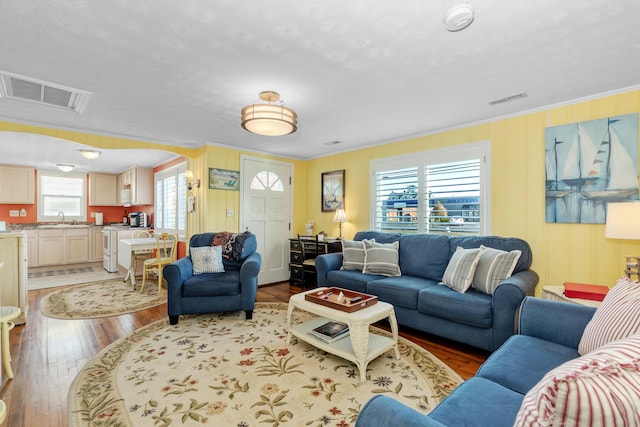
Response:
[444,3,475,32]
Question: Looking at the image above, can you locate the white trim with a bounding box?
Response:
[37,169,87,222]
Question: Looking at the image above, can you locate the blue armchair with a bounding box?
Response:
[164,232,261,325]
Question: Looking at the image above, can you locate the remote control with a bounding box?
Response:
[350,296,362,303]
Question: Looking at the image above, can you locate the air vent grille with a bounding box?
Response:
[0,71,91,113]
[489,91,527,106]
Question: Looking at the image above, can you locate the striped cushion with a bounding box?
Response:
[362,239,401,276]
[578,277,640,355]
[514,333,640,427]
[471,245,521,294]
[340,239,368,271]
[441,246,484,293]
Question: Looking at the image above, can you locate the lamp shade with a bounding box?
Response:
[333,209,347,223]
[605,202,640,240]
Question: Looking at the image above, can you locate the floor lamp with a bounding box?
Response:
[333,209,347,239]
[605,202,640,280]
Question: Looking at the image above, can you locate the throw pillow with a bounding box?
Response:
[441,246,484,293]
[514,332,640,427]
[341,239,369,271]
[471,245,522,294]
[578,276,640,355]
[191,245,225,274]
[362,239,401,276]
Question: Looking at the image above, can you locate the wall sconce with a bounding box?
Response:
[333,208,347,239]
[185,170,201,191]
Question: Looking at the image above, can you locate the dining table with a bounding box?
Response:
[118,237,157,287]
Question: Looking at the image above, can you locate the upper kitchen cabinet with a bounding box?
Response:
[121,167,153,206]
[88,173,118,206]
[0,165,35,204]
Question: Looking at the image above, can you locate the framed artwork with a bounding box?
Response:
[209,168,240,191]
[545,112,639,223]
[321,169,345,211]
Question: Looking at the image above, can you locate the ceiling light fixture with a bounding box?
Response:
[241,91,297,136]
[444,3,475,32]
[80,149,101,160]
[57,163,75,172]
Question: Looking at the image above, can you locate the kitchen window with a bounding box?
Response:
[370,141,491,235]
[155,162,186,237]
[37,170,87,222]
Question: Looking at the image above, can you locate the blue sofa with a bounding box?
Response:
[315,231,539,351]
[355,297,597,427]
[164,232,261,324]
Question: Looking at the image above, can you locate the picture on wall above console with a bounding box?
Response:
[209,168,240,191]
[545,113,638,224]
[321,169,345,211]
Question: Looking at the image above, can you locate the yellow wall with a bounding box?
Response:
[306,90,640,294]
[3,89,640,294]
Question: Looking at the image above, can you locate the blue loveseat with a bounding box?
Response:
[355,297,597,427]
[315,231,539,351]
[164,232,261,324]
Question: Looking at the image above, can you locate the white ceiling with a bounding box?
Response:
[1,0,640,173]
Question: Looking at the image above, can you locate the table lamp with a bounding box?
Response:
[605,202,640,279]
[333,208,347,239]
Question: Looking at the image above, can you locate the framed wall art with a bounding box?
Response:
[209,168,240,191]
[321,169,345,211]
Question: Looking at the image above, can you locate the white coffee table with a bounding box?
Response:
[287,287,400,382]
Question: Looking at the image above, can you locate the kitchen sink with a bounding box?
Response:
[37,224,90,229]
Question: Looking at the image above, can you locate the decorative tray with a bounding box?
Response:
[305,287,378,312]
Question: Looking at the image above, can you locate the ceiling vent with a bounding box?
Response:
[0,71,91,113]
[488,91,528,106]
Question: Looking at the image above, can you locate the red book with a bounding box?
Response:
[564,282,609,301]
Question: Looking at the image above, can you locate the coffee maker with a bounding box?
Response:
[128,212,148,228]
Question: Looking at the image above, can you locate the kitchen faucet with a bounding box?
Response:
[57,211,65,224]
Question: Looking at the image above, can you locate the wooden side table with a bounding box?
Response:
[541,286,602,308]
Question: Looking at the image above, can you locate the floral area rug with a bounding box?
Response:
[41,279,166,319]
[68,302,462,426]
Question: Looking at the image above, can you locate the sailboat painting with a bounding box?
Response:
[545,113,639,224]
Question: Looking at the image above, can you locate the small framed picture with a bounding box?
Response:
[209,168,240,191]
[321,169,345,211]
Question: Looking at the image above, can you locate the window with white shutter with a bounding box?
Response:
[154,163,186,237]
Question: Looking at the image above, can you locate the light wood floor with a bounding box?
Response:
[1,280,489,427]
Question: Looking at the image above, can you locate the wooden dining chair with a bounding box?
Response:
[132,229,154,277]
[140,233,178,293]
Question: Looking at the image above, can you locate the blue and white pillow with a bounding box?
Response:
[191,245,225,274]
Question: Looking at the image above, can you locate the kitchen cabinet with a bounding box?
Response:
[25,229,38,267]
[37,228,90,266]
[120,167,153,206]
[0,232,28,325]
[91,227,104,262]
[89,173,118,206]
[0,165,35,204]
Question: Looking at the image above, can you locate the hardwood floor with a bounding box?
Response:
[2,281,489,427]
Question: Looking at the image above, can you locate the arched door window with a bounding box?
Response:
[250,171,284,191]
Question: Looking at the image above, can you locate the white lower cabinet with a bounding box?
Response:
[91,227,104,262]
[0,232,28,325]
[37,228,90,266]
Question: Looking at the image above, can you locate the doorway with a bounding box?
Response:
[240,155,293,285]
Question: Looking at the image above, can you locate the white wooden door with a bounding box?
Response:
[241,156,293,285]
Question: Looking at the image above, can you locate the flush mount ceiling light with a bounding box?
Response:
[444,3,475,32]
[241,91,297,136]
[57,163,75,172]
[80,149,101,160]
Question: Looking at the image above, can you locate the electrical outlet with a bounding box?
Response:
[9,210,19,217]
[20,208,26,217]
[90,212,96,218]
[226,209,234,217]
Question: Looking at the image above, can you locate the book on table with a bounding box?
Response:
[309,321,350,343]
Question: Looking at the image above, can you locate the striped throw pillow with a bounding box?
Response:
[440,246,484,293]
[514,332,640,427]
[340,239,368,271]
[362,239,401,276]
[578,277,640,355]
[471,245,521,294]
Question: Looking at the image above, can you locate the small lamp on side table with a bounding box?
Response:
[605,202,640,280]
[333,208,347,239]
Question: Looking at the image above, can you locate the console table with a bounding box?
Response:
[289,238,341,288]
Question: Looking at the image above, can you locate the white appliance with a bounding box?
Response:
[102,225,133,272]
[95,212,103,226]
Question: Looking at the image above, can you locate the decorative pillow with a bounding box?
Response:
[212,231,252,261]
[440,246,484,293]
[191,245,225,274]
[578,277,640,355]
[362,239,401,276]
[514,332,640,427]
[471,245,522,294]
[341,239,369,271]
